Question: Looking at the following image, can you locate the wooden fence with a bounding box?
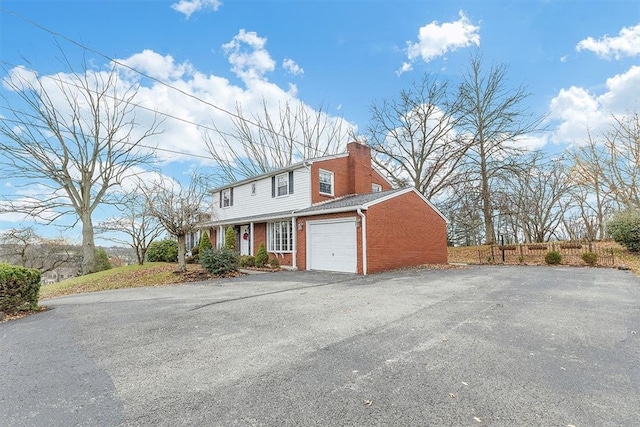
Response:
[477,242,615,266]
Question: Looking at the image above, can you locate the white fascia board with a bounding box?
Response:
[207,213,296,227]
[294,205,365,217]
[363,187,450,224]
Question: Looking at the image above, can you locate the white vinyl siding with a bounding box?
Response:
[267,220,293,252]
[212,168,311,222]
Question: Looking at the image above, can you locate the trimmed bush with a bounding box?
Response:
[255,243,269,267]
[198,232,212,252]
[200,248,238,275]
[607,209,640,252]
[0,263,41,313]
[239,255,256,268]
[269,257,280,269]
[225,227,236,251]
[146,239,179,263]
[544,251,562,265]
[581,251,598,266]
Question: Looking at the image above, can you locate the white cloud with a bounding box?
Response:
[283,58,304,76]
[398,11,480,75]
[116,50,193,81]
[548,65,640,144]
[576,23,640,59]
[222,30,276,81]
[171,0,222,19]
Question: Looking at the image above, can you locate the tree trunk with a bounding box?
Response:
[81,213,96,275]
[177,234,187,272]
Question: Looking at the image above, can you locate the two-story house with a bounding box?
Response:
[200,142,448,274]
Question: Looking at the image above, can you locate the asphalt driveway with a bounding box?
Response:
[1,266,639,426]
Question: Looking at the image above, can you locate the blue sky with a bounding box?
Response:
[1,0,639,244]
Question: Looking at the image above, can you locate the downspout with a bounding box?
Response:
[291,215,297,270]
[357,208,367,275]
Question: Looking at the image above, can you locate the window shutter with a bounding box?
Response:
[272,176,276,198]
[230,188,234,206]
[288,171,294,194]
[219,191,222,208]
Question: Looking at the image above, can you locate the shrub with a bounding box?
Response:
[198,232,212,252]
[239,255,256,268]
[94,248,112,272]
[200,248,238,275]
[607,209,640,252]
[146,239,179,262]
[255,243,269,267]
[582,251,598,266]
[269,257,280,269]
[0,264,41,313]
[544,251,562,265]
[225,227,236,251]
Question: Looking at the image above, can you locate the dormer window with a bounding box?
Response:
[319,170,334,195]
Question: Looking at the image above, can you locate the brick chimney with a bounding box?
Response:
[346,141,373,195]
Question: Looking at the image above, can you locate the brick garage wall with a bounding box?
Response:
[366,191,447,273]
[296,212,363,274]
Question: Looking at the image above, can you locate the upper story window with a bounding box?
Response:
[319,170,334,195]
[372,183,382,193]
[272,171,294,198]
[221,188,233,208]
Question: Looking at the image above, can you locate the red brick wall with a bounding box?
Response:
[296,212,363,274]
[311,157,350,204]
[253,223,267,255]
[251,222,293,267]
[311,142,392,204]
[365,191,447,273]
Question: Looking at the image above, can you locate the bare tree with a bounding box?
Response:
[0,227,81,273]
[457,52,545,244]
[503,153,573,243]
[204,99,353,182]
[95,192,164,265]
[0,60,162,274]
[599,111,640,209]
[142,174,208,272]
[366,74,468,199]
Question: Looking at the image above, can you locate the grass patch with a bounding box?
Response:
[40,263,213,300]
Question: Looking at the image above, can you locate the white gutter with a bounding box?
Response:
[357,208,367,276]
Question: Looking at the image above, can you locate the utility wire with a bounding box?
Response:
[0,7,324,153]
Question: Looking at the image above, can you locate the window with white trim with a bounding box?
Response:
[222,189,232,207]
[372,183,382,193]
[277,173,289,197]
[267,220,293,252]
[319,169,334,195]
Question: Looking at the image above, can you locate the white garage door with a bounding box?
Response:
[307,218,357,273]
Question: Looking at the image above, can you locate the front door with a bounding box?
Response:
[240,225,250,256]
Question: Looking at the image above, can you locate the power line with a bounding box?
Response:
[0,7,329,153]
